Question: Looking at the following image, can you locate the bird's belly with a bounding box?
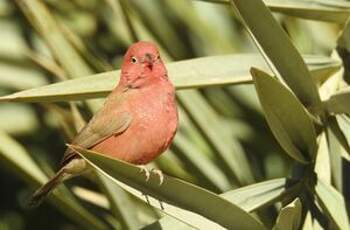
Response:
[92,104,177,165]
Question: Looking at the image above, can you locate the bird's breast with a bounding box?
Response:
[92,82,178,165]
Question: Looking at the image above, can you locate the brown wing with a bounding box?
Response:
[61,93,133,166]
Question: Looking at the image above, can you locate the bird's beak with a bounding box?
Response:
[142,53,154,69]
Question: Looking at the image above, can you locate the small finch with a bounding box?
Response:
[30,41,178,206]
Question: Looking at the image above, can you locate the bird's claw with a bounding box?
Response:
[138,167,164,185]
[151,168,164,185]
[139,166,150,181]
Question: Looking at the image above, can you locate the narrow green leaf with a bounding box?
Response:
[26,50,67,81]
[96,172,141,230]
[177,90,254,185]
[319,58,342,100]
[325,124,343,191]
[222,178,297,212]
[337,19,350,84]
[0,131,108,230]
[144,178,299,228]
[128,0,188,59]
[315,180,350,230]
[72,186,159,228]
[0,131,46,184]
[251,68,317,163]
[15,0,93,78]
[196,0,350,23]
[0,104,39,135]
[324,87,350,115]
[141,217,195,230]
[14,0,101,112]
[165,0,238,55]
[156,150,195,183]
[230,0,321,109]
[295,55,340,87]
[177,106,216,157]
[72,145,265,230]
[0,54,338,103]
[117,0,174,61]
[274,198,302,230]
[173,132,231,191]
[267,0,350,23]
[104,0,136,45]
[301,211,313,230]
[315,132,331,184]
[337,115,350,138]
[0,63,48,91]
[328,116,350,155]
[60,23,112,73]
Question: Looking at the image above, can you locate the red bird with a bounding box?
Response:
[30,41,178,206]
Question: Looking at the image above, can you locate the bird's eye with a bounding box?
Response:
[131,57,137,64]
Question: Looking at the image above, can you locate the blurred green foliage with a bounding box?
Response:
[0,0,350,229]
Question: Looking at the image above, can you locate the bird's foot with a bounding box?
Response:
[139,166,150,181]
[138,167,165,209]
[151,168,164,185]
[138,167,164,185]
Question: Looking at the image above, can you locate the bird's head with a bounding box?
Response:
[120,41,167,88]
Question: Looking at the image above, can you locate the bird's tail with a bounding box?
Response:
[28,158,87,207]
[28,169,65,207]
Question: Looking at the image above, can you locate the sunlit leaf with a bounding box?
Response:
[315,132,331,184]
[0,54,338,103]
[177,89,254,185]
[156,149,195,183]
[222,178,298,212]
[0,64,48,91]
[251,68,317,163]
[301,211,313,230]
[144,178,299,228]
[15,0,93,78]
[173,132,231,191]
[129,0,188,59]
[324,87,350,115]
[0,104,39,135]
[230,0,322,109]
[328,116,350,155]
[274,198,302,230]
[325,124,343,191]
[141,216,194,230]
[72,145,265,230]
[196,0,350,23]
[96,172,141,229]
[0,131,108,229]
[315,180,350,230]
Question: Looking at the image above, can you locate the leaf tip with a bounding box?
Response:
[249,67,266,80]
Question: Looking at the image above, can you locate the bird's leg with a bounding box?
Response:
[138,165,150,181]
[138,167,165,209]
[141,194,164,210]
[138,166,152,205]
[143,193,151,205]
[150,169,165,209]
[158,200,164,210]
[151,168,164,185]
